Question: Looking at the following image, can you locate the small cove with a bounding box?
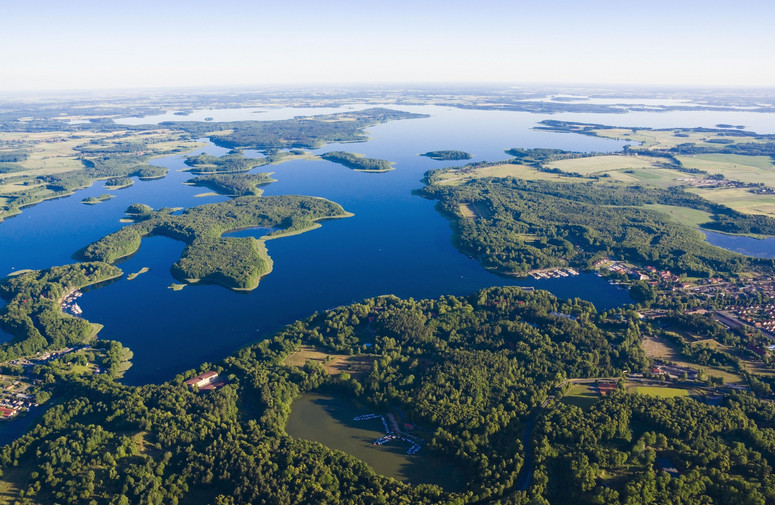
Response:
[703,230,775,259]
[6,104,761,384]
[285,393,466,490]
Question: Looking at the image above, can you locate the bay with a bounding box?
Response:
[9,104,752,385]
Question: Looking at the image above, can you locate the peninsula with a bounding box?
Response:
[78,196,352,291]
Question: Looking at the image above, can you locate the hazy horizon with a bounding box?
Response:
[2,0,774,92]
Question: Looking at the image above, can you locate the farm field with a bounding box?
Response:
[677,153,775,186]
[282,345,375,378]
[434,162,589,186]
[688,187,775,217]
[544,154,661,175]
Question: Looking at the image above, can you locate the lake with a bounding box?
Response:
[3,104,775,384]
[703,230,775,258]
[285,393,466,490]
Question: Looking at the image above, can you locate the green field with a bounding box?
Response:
[603,167,693,188]
[678,154,775,187]
[634,386,690,398]
[643,203,714,229]
[560,383,599,410]
[545,155,661,175]
[688,187,775,218]
[434,163,587,186]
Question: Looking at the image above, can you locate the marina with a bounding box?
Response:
[286,393,465,489]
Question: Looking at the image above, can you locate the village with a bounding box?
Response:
[0,344,108,421]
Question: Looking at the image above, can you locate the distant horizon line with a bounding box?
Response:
[2,81,775,98]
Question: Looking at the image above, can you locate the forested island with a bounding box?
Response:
[320,151,394,172]
[2,287,775,504]
[164,108,428,151]
[420,150,472,161]
[78,196,352,290]
[0,107,425,222]
[187,173,275,196]
[81,194,113,205]
[184,151,267,174]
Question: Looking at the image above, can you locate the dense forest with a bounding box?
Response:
[320,152,394,172]
[420,150,472,161]
[164,108,428,151]
[420,176,775,276]
[188,173,275,196]
[2,287,775,504]
[77,196,351,290]
[0,263,122,362]
[184,151,268,174]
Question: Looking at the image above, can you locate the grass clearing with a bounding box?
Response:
[545,155,660,175]
[435,163,582,185]
[635,386,689,398]
[643,203,714,228]
[604,167,693,188]
[458,203,477,219]
[642,335,743,384]
[0,461,38,504]
[688,187,775,217]
[561,383,599,410]
[283,345,375,378]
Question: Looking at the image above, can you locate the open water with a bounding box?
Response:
[2,105,775,384]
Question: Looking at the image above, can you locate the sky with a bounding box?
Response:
[1,0,774,91]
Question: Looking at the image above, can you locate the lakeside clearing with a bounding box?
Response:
[283,345,375,378]
[545,154,662,175]
[433,162,584,186]
[641,334,743,384]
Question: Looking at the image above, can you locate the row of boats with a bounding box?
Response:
[354,413,425,455]
[528,267,579,280]
[60,289,83,316]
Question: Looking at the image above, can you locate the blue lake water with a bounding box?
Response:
[0,403,53,447]
[3,105,775,385]
[703,230,775,258]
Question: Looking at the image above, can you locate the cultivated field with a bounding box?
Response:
[283,345,375,377]
[688,187,775,218]
[592,127,769,151]
[545,154,660,175]
[434,163,583,185]
[678,154,775,187]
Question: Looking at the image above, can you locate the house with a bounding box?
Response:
[184,371,225,391]
[0,407,18,419]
